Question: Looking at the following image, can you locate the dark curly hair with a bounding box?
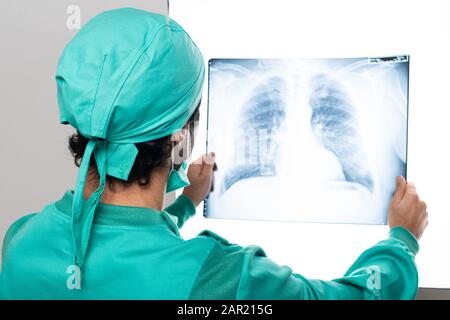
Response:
[69,105,200,188]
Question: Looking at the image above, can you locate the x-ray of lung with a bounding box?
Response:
[205,57,409,225]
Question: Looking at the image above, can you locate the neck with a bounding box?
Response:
[83,167,170,211]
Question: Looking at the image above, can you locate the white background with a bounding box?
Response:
[170,0,450,288]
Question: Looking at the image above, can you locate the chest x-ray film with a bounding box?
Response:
[204,56,409,225]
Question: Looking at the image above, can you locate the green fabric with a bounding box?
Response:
[55,8,205,270]
[389,226,419,255]
[1,214,36,262]
[1,191,419,299]
[236,228,419,300]
[189,231,246,299]
[0,192,213,299]
[55,191,178,231]
[164,194,196,228]
[166,161,190,193]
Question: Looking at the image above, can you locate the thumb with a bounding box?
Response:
[202,152,215,173]
[392,176,407,205]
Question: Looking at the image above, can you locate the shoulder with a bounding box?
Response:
[189,230,267,299]
[2,213,37,259]
[196,229,266,257]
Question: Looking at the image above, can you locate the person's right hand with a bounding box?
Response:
[388,176,428,240]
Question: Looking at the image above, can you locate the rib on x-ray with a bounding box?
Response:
[205,57,409,225]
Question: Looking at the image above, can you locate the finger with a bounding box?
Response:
[198,153,214,175]
[202,152,216,171]
[392,176,407,204]
[404,182,418,201]
[419,200,427,212]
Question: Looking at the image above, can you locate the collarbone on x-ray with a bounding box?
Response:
[206,57,408,225]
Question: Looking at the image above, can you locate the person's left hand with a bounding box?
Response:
[182,152,216,206]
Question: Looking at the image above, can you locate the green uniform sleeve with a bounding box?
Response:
[164,194,196,228]
[236,227,419,300]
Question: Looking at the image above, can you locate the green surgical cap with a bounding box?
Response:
[56,8,205,270]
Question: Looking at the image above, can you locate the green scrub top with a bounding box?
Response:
[0,191,419,299]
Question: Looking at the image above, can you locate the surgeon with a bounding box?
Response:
[0,8,428,299]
